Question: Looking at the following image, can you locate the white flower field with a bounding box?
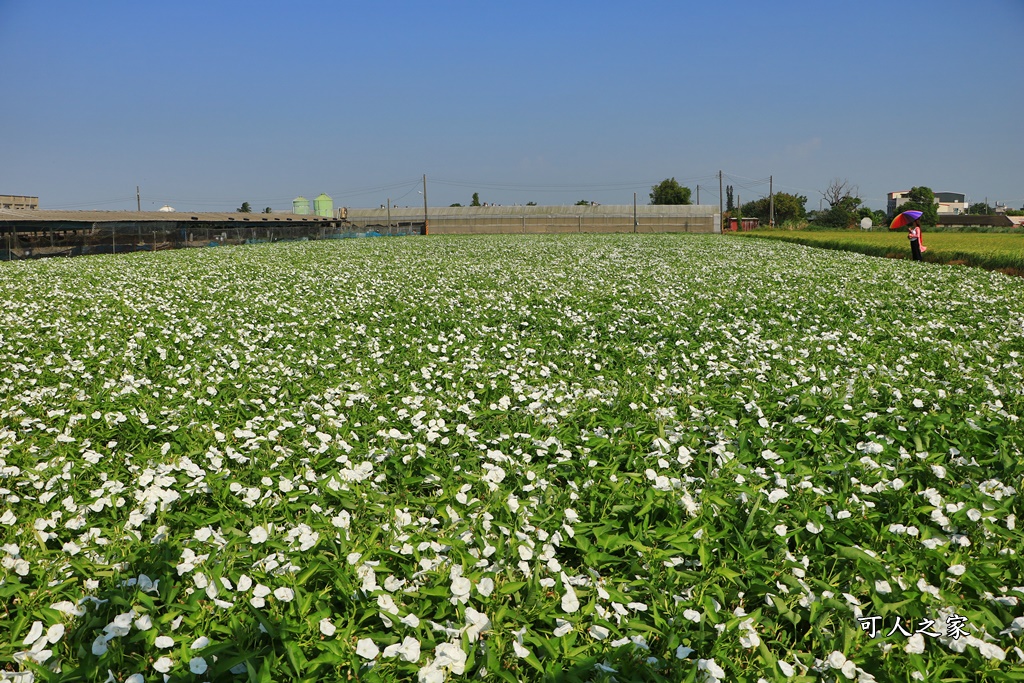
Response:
[1,234,1022,682]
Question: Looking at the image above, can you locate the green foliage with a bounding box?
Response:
[739,229,1024,271]
[526,201,537,206]
[237,202,252,213]
[449,203,463,207]
[649,178,692,205]
[817,196,862,228]
[857,207,888,228]
[263,207,273,214]
[471,193,481,207]
[2,235,1023,681]
[725,186,734,212]
[739,192,808,225]
[575,200,592,206]
[968,202,992,215]
[900,186,939,226]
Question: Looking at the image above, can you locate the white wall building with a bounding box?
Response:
[887,190,967,216]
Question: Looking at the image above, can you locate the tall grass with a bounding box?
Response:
[737,230,1024,273]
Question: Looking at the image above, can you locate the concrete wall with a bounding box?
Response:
[345,204,721,235]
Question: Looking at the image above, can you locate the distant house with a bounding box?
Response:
[1,194,38,210]
[887,190,967,216]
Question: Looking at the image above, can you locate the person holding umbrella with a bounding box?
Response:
[889,210,926,261]
[908,219,926,261]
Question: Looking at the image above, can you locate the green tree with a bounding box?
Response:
[726,185,734,212]
[262,207,272,214]
[740,192,808,225]
[857,207,888,228]
[237,202,252,213]
[449,203,463,207]
[526,201,537,206]
[471,193,481,207]
[968,202,991,215]
[649,178,692,205]
[575,199,592,206]
[899,186,938,226]
[816,179,862,228]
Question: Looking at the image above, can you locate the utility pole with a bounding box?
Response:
[633,192,637,233]
[422,174,429,235]
[769,175,775,228]
[696,185,700,204]
[718,171,724,229]
[386,198,391,234]
[136,186,141,212]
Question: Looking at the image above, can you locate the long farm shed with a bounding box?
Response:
[0,210,346,259]
[346,204,721,235]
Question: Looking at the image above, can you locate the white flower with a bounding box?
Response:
[875,580,892,594]
[905,633,925,654]
[777,660,795,677]
[356,638,379,659]
[273,587,295,602]
[805,521,824,534]
[319,618,337,636]
[125,675,145,683]
[512,640,531,658]
[768,489,788,504]
[553,620,573,637]
[826,651,847,669]
[153,656,174,673]
[683,609,701,622]
[91,635,111,656]
[697,658,726,679]
[589,625,610,640]
[675,645,694,659]
[477,577,494,597]
[977,641,1006,661]
[401,613,421,628]
[947,564,967,576]
[449,569,472,603]
[155,635,175,648]
[384,635,421,662]
[189,657,208,674]
[464,607,490,642]
[249,526,268,544]
[398,636,421,663]
[434,641,467,674]
[46,623,66,644]
[738,626,760,648]
[561,583,580,613]
[23,621,44,645]
[773,524,787,536]
[191,636,210,650]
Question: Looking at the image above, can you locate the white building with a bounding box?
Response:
[887,190,967,216]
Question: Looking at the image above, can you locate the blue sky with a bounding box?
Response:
[1,0,1022,212]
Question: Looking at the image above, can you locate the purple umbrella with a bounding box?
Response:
[890,210,923,230]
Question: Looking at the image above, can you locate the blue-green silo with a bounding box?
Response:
[313,193,333,218]
[292,196,310,215]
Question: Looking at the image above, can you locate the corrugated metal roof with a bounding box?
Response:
[0,209,334,223]
[347,204,718,220]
